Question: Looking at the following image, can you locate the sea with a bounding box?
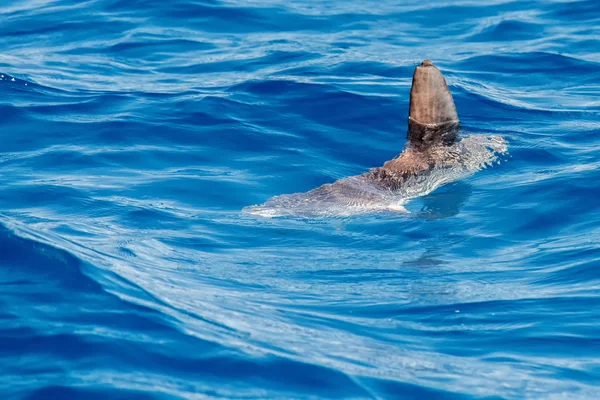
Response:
[1,0,599,399]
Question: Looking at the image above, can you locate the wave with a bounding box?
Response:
[1,0,600,398]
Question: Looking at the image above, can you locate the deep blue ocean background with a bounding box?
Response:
[1,0,600,399]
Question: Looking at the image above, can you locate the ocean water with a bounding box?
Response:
[1,0,599,398]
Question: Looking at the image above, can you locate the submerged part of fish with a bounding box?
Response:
[243,135,507,218]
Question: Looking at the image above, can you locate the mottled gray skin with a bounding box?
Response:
[244,60,501,216]
[300,60,461,200]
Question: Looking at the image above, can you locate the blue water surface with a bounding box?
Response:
[1,0,600,398]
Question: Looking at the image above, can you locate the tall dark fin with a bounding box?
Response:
[407,60,459,149]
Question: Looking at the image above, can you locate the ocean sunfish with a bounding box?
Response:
[244,60,507,218]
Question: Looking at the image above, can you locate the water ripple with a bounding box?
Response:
[1,0,600,399]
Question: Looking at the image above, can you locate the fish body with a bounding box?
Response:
[244,60,507,218]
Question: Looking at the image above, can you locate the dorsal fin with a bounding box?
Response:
[407,60,459,149]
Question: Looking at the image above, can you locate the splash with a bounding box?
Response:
[243,135,508,218]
